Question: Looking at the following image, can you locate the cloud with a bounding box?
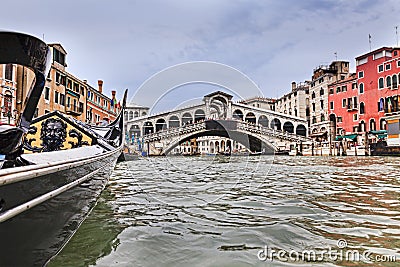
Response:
[1,0,400,108]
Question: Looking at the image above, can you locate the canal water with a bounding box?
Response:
[49,156,400,266]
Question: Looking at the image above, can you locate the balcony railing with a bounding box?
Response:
[66,104,83,116]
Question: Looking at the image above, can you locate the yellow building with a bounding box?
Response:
[2,42,119,126]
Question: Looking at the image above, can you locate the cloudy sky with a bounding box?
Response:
[1,0,400,110]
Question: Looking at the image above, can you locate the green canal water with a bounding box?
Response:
[48,156,400,266]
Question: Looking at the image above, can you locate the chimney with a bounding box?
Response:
[291,81,296,91]
[98,80,103,93]
[83,79,87,84]
[111,90,116,97]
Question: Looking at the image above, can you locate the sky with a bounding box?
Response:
[1,0,400,111]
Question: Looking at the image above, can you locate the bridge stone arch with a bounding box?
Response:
[143,121,154,135]
[296,124,307,136]
[181,112,193,125]
[258,115,269,128]
[168,115,180,128]
[194,109,206,122]
[129,124,141,140]
[155,118,167,132]
[233,109,244,120]
[283,121,294,133]
[159,120,278,155]
[271,118,281,131]
[245,112,256,124]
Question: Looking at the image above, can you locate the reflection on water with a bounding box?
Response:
[50,156,400,266]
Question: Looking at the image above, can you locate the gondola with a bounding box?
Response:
[0,31,126,266]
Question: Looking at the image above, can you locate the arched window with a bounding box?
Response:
[134,111,139,117]
[311,91,316,99]
[360,102,365,114]
[359,83,364,94]
[319,88,324,96]
[392,74,398,89]
[378,77,384,89]
[386,76,392,88]
[369,119,376,131]
[129,111,133,120]
[321,114,325,121]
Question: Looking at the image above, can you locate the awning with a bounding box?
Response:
[378,133,387,139]
[369,130,387,135]
[335,134,358,141]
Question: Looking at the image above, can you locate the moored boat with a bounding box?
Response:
[0,31,127,266]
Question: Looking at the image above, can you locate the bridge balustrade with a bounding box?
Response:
[142,120,310,143]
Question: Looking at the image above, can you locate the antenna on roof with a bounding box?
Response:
[396,26,399,47]
[334,52,337,61]
[369,34,372,51]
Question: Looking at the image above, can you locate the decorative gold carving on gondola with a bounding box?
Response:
[23,112,94,153]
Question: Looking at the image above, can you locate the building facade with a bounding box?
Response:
[238,96,276,111]
[0,63,18,124]
[86,80,120,125]
[309,61,350,140]
[1,43,120,126]
[275,81,310,121]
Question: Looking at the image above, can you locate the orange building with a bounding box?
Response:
[0,63,18,125]
[86,80,120,125]
[1,42,119,126]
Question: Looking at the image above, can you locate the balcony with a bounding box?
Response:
[66,104,83,116]
[347,104,358,111]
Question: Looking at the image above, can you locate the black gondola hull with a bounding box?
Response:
[0,148,121,267]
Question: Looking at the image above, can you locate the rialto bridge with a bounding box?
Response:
[126,91,311,155]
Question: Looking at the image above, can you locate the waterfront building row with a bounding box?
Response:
[0,43,121,126]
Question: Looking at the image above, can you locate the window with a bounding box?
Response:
[312,103,315,112]
[353,97,358,109]
[347,98,353,109]
[79,102,83,113]
[312,116,317,124]
[53,48,66,66]
[337,117,343,123]
[329,88,334,94]
[378,77,384,89]
[378,98,384,111]
[321,114,325,121]
[358,71,364,78]
[360,102,365,114]
[393,74,398,88]
[5,64,13,81]
[342,85,347,92]
[55,91,59,103]
[45,110,50,114]
[352,83,358,89]
[330,101,334,110]
[320,88,324,96]
[311,92,316,99]
[378,64,384,72]
[44,87,50,101]
[387,76,392,88]
[336,87,341,93]
[342,99,347,108]
[67,96,71,107]
[320,100,324,109]
[60,94,65,106]
[353,113,358,121]
[359,83,364,94]
[397,60,400,68]
[385,64,391,71]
